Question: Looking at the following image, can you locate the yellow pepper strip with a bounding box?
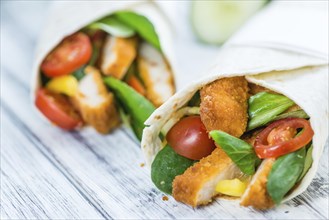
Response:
[215,178,247,197]
[46,75,78,96]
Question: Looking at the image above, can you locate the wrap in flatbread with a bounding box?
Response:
[142,46,328,209]
[31,1,175,140]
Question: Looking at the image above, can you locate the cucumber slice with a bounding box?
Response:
[191,0,267,44]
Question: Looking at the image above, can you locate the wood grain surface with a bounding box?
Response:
[1,1,328,219]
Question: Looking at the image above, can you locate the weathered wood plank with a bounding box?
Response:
[0,109,104,219]
[2,58,328,219]
[1,1,328,219]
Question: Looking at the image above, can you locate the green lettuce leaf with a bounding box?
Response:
[210,130,260,175]
[248,92,295,130]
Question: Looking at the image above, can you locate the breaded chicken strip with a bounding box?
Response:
[72,66,120,133]
[138,42,175,107]
[248,83,273,95]
[240,159,275,209]
[200,77,249,137]
[101,36,137,79]
[172,77,249,206]
[173,148,241,206]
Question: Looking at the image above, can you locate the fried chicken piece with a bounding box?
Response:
[100,36,137,79]
[72,66,120,133]
[172,77,249,206]
[172,148,240,207]
[248,83,273,95]
[138,42,175,107]
[200,77,249,137]
[240,158,275,209]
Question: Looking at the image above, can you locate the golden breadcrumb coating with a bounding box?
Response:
[172,77,249,206]
[172,148,235,207]
[137,43,175,107]
[101,36,137,79]
[240,158,275,210]
[72,66,120,133]
[200,77,249,137]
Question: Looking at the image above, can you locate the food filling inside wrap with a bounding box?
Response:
[150,76,313,209]
[35,11,175,139]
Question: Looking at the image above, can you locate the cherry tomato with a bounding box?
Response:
[35,88,83,130]
[166,116,216,160]
[254,118,314,158]
[41,32,92,77]
[127,75,146,96]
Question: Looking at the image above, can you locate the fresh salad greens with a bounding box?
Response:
[72,66,86,81]
[151,145,195,194]
[113,11,161,50]
[267,147,306,204]
[87,11,161,50]
[248,92,295,130]
[87,17,135,37]
[188,91,201,107]
[104,77,155,140]
[191,0,268,44]
[274,109,309,121]
[210,130,260,175]
[297,145,313,182]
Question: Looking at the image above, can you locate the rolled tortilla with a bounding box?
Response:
[142,45,328,205]
[31,0,176,125]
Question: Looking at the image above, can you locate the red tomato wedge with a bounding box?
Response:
[254,118,314,158]
[41,32,92,77]
[35,89,83,130]
[166,116,216,160]
[127,75,146,96]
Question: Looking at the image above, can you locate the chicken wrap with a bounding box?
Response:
[141,46,328,209]
[32,1,175,139]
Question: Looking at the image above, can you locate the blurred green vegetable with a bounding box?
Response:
[274,109,309,121]
[113,11,161,50]
[191,0,267,44]
[248,92,295,130]
[210,130,260,175]
[104,77,155,140]
[72,66,86,81]
[87,17,135,37]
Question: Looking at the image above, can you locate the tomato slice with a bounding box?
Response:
[254,118,314,158]
[41,32,92,77]
[127,75,146,96]
[166,116,216,160]
[35,88,83,130]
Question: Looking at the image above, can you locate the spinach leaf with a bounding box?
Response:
[87,17,135,37]
[297,144,313,182]
[248,92,295,130]
[113,11,161,50]
[151,145,194,194]
[104,77,155,140]
[188,91,201,107]
[72,66,86,81]
[210,130,260,175]
[40,72,50,86]
[274,109,309,121]
[267,147,306,204]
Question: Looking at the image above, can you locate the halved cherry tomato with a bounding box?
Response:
[127,75,146,96]
[35,88,83,130]
[166,116,216,160]
[254,118,314,158]
[41,32,92,77]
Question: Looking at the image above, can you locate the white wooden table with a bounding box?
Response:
[1,1,328,219]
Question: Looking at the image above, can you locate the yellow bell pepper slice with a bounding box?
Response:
[215,178,247,197]
[46,75,78,96]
